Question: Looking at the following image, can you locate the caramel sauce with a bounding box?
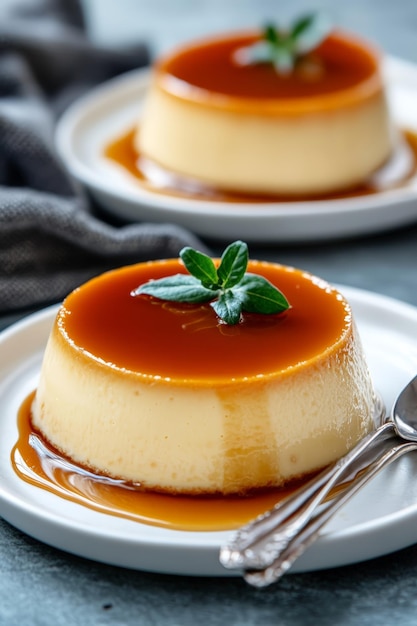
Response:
[59,260,347,381]
[12,391,315,531]
[158,32,377,100]
[104,128,417,204]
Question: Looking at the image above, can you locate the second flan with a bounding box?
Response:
[137,26,392,195]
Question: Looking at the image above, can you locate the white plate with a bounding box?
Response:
[2,287,417,576]
[55,57,417,243]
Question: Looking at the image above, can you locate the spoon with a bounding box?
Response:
[220,375,417,584]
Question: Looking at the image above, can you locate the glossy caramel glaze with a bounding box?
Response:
[104,128,417,203]
[13,391,313,531]
[58,260,349,382]
[157,31,379,102]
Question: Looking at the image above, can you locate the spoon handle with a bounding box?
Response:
[243,439,417,587]
[220,421,396,571]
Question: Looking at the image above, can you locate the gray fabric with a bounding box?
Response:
[0,0,208,314]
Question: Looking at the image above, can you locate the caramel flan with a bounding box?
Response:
[31,251,377,495]
[137,26,392,195]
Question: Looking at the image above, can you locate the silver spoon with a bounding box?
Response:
[220,375,417,584]
[244,439,417,587]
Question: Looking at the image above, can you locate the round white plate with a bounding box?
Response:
[55,57,417,243]
[2,287,417,576]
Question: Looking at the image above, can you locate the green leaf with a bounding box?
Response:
[238,274,290,314]
[290,14,316,40]
[243,41,271,64]
[234,12,331,75]
[273,47,295,74]
[293,13,332,54]
[211,291,243,325]
[180,247,218,288]
[131,241,290,325]
[217,240,248,289]
[264,23,279,46]
[131,274,215,303]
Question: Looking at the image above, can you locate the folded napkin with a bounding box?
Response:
[0,0,208,314]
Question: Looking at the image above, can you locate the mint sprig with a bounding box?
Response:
[234,13,332,74]
[131,241,290,325]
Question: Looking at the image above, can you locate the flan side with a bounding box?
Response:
[31,260,376,495]
[137,30,393,195]
[138,87,391,194]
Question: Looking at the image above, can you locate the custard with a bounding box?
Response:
[31,259,376,495]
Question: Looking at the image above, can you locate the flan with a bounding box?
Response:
[137,29,393,195]
[31,258,377,495]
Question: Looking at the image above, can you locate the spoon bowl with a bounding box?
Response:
[391,375,417,441]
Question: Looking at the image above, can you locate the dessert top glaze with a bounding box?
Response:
[154,30,383,113]
[58,260,350,383]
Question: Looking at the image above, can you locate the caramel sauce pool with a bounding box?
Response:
[12,391,315,531]
[104,128,417,204]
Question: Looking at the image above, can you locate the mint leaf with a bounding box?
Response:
[292,13,332,54]
[217,240,248,289]
[211,290,244,326]
[264,23,279,46]
[131,274,214,303]
[131,241,290,325]
[290,14,317,40]
[273,47,294,74]
[180,247,218,288]
[233,12,332,75]
[237,274,290,314]
[237,41,269,64]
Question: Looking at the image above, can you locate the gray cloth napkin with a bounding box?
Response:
[0,0,208,314]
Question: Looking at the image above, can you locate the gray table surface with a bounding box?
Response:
[3,1,417,624]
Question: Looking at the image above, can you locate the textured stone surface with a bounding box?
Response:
[3,1,417,624]
[2,515,417,626]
